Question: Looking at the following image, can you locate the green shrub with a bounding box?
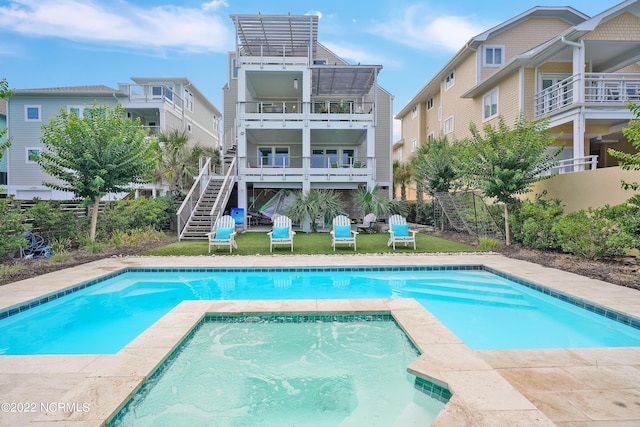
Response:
[511,194,564,250]
[415,202,434,225]
[477,237,501,251]
[25,200,81,248]
[96,196,176,240]
[601,196,640,251]
[0,198,30,259]
[551,208,634,260]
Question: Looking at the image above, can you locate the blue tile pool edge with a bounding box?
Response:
[106,312,451,425]
[1,265,639,332]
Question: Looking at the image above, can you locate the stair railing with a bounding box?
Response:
[208,157,237,230]
[177,157,212,240]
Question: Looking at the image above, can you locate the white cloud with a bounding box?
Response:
[202,0,228,11]
[0,0,233,53]
[372,4,493,52]
[306,10,322,19]
[321,41,400,68]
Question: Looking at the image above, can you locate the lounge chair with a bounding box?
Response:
[331,215,358,251]
[356,213,377,234]
[268,215,295,252]
[206,215,238,253]
[387,214,417,250]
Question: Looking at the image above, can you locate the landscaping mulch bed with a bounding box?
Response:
[1,232,638,291]
[434,231,640,291]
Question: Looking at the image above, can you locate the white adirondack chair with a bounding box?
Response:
[331,215,358,251]
[206,215,238,253]
[267,215,295,252]
[387,214,417,250]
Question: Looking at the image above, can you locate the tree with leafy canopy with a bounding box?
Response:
[38,103,157,241]
[0,78,12,168]
[461,114,561,245]
[608,102,640,191]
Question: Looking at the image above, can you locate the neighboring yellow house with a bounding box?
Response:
[395,0,640,211]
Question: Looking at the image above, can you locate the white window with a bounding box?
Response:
[484,45,504,67]
[259,147,290,167]
[411,105,417,119]
[67,105,85,117]
[427,132,435,141]
[411,138,418,152]
[444,116,454,135]
[445,71,455,91]
[483,89,499,120]
[313,59,327,65]
[232,57,238,79]
[427,98,434,110]
[311,148,356,168]
[184,89,194,111]
[25,147,41,164]
[25,105,41,122]
[397,147,403,162]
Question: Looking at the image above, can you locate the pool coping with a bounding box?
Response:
[0,253,639,426]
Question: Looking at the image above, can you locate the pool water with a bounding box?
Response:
[1,267,639,354]
[109,316,445,427]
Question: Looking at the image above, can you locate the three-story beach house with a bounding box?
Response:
[395,0,640,211]
[220,13,394,230]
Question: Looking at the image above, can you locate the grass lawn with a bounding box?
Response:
[143,231,479,256]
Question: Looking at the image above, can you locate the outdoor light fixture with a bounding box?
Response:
[293,78,298,89]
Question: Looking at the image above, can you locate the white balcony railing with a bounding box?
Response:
[119,84,184,111]
[540,155,598,176]
[240,156,374,181]
[534,73,640,117]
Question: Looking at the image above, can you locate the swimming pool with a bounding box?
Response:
[1,266,639,354]
[109,314,447,426]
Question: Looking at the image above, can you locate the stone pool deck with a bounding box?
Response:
[0,253,638,426]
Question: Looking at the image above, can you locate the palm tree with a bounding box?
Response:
[352,185,390,217]
[286,189,344,232]
[392,161,411,201]
[153,129,220,197]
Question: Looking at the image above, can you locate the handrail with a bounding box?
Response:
[176,157,212,240]
[541,155,598,175]
[208,157,237,229]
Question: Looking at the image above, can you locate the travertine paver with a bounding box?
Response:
[0,253,638,426]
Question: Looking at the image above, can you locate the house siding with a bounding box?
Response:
[480,18,574,81]
[8,95,119,191]
[583,12,640,41]
[397,3,640,205]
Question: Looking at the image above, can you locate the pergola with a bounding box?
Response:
[231,14,381,97]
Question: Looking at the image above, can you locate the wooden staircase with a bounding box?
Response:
[177,156,237,241]
[179,179,224,240]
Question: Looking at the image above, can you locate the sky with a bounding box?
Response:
[0,0,625,140]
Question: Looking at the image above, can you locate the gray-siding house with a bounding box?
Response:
[4,78,221,200]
